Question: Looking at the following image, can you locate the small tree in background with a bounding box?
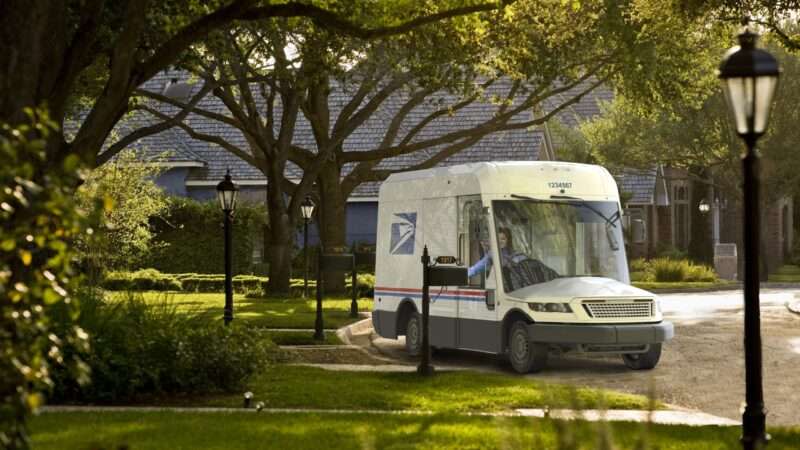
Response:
[75,149,168,277]
[0,110,92,449]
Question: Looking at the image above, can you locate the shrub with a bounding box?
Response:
[103,270,376,298]
[649,258,717,282]
[629,270,653,282]
[52,291,277,403]
[628,258,651,273]
[651,258,690,282]
[1,111,93,447]
[102,269,182,291]
[655,243,688,260]
[685,264,717,282]
[139,197,267,274]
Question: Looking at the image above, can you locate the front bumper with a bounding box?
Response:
[526,321,674,345]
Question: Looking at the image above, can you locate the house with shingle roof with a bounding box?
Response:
[103,72,792,276]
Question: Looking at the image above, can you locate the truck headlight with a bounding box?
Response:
[528,302,573,313]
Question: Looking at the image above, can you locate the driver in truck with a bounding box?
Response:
[468,227,515,277]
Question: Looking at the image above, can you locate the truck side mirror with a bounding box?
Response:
[485,290,495,310]
[631,219,647,244]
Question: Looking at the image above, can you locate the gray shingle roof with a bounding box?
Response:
[106,71,610,198]
[617,168,657,205]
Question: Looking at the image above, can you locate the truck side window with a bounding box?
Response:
[458,196,487,288]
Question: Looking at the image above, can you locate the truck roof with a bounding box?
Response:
[379,161,619,202]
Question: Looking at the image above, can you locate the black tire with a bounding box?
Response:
[405,312,422,356]
[508,321,548,373]
[622,343,662,370]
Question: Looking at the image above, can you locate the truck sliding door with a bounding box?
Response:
[422,197,458,348]
[457,196,501,353]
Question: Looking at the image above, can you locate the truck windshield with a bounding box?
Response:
[492,199,629,292]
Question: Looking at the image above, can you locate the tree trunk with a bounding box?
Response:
[318,163,348,293]
[688,167,712,265]
[265,166,293,295]
[0,0,64,126]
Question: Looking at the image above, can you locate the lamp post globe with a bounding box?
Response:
[719,29,780,143]
[300,195,315,299]
[698,198,710,214]
[718,26,780,450]
[216,170,239,326]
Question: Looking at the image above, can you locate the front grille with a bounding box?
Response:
[582,300,653,319]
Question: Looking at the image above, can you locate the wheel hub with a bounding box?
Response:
[512,331,529,361]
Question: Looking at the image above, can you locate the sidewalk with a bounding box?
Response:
[41,405,739,426]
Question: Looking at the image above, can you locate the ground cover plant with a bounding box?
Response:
[29,411,800,450]
[51,292,277,404]
[104,291,373,330]
[629,258,717,283]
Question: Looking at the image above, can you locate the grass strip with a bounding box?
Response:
[30,410,800,450]
[266,330,344,346]
[194,365,657,413]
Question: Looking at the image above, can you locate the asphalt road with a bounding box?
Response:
[370,289,800,425]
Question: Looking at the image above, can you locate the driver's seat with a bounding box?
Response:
[502,258,559,291]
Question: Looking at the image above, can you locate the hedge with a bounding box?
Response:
[102,269,375,297]
[138,197,267,274]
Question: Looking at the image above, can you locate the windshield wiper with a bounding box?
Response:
[550,195,619,228]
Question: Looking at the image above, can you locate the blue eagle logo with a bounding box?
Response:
[390,212,417,255]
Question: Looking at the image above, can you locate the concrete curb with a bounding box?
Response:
[336,317,373,345]
[40,405,739,426]
[786,300,800,315]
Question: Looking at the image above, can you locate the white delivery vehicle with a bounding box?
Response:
[372,161,673,373]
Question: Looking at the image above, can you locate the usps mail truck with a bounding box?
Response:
[371,162,673,373]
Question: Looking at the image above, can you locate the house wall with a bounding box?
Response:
[156,168,191,196]
[718,198,791,278]
[656,205,672,249]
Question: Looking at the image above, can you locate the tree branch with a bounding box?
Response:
[138,104,258,167]
[240,2,508,40]
[100,82,215,165]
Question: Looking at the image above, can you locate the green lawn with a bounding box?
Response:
[193,365,655,413]
[30,410,800,449]
[768,265,800,282]
[105,291,373,329]
[266,330,344,346]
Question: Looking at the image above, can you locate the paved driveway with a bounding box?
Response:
[369,289,800,425]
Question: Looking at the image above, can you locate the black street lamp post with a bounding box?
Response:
[217,170,239,326]
[300,196,315,299]
[718,25,780,450]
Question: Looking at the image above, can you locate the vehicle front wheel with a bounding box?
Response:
[508,321,548,373]
[622,343,662,370]
[404,312,422,356]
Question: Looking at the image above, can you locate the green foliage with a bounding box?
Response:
[102,269,375,298]
[51,291,276,403]
[140,197,266,274]
[769,265,800,282]
[75,149,168,272]
[103,269,183,291]
[641,258,718,283]
[0,110,93,448]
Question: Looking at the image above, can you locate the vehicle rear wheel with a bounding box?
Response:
[405,312,422,356]
[508,321,548,373]
[622,343,662,370]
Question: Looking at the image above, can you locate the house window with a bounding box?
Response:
[672,183,689,249]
